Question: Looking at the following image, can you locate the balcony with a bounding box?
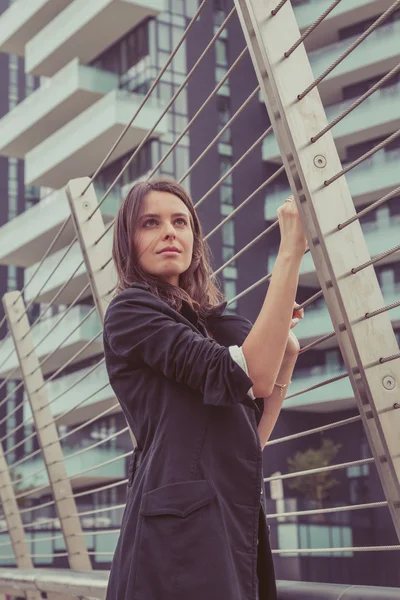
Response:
[25,0,164,77]
[268,216,400,287]
[0,185,120,269]
[285,364,355,412]
[293,0,394,52]
[287,320,398,409]
[0,306,103,380]
[0,60,119,159]
[262,82,400,164]
[22,228,114,305]
[258,18,400,105]
[46,364,117,428]
[0,0,71,56]
[291,285,400,354]
[308,20,400,103]
[264,148,400,221]
[25,89,168,189]
[12,446,126,494]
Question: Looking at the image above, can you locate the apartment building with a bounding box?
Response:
[0,0,398,586]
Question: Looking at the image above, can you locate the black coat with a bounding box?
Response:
[103,282,277,600]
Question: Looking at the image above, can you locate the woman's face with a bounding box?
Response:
[134,190,194,286]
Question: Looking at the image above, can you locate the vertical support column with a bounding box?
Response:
[234,0,400,536]
[3,292,92,571]
[0,443,40,600]
[66,178,115,323]
[66,177,136,447]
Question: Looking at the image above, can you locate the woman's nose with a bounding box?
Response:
[163,224,176,240]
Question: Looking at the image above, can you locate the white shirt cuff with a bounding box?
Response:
[228,345,255,400]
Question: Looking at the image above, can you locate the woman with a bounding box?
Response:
[103,178,306,600]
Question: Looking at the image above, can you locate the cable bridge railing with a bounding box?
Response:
[0,0,399,597]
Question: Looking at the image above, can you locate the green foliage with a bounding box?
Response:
[287,438,342,505]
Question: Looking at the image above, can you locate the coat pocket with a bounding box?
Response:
[135,480,235,599]
[140,479,216,517]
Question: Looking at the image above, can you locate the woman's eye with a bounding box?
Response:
[143,218,187,227]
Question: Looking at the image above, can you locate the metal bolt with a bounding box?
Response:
[393,403,400,410]
[83,201,90,210]
[382,376,396,390]
[314,155,327,168]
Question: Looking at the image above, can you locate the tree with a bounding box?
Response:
[287,438,341,509]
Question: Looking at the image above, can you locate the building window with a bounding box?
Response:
[8,266,18,290]
[91,20,150,79]
[223,280,237,311]
[215,39,228,67]
[217,96,231,144]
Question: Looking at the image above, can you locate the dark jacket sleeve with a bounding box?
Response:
[104,288,256,410]
[209,314,264,422]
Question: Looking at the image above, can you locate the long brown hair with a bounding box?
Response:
[112,178,225,319]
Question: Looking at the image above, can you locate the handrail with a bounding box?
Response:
[0,569,400,599]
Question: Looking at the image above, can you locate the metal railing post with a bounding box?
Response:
[66,177,137,447]
[0,442,41,600]
[234,0,400,537]
[2,292,92,571]
[66,178,115,323]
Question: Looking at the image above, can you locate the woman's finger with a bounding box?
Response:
[290,318,300,329]
[293,306,304,319]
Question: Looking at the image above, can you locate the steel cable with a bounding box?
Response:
[272,545,400,554]
[351,244,400,274]
[312,63,400,143]
[213,221,279,278]
[76,503,126,518]
[32,330,103,394]
[88,6,237,220]
[298,0,400,100]
[299,296,400,356]
[179,85,261,184]
[17,236,79,323]
[325,129,400,187]
[268,500,387,519]
[264,457,374,483]
[56,400,119,444]
[204,167,286,241]
[21,268,89,346]
[83,0,210,200]
[4,356,107,460]
[195,127,273,209]
[271,0,289,16]
[65,451,132,483]
[0,366,20,401]
[15,422,127,487]
[338,186,400,230]
[266,415,362,447]
[18,216,73,301]
[147,47,249,179]
[28,305,98,377]
[0,347,16,375]
[72,479,128,500]
[286,370,348,400]
[284,0,342,58]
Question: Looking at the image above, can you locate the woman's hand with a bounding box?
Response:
[277,195,307,257]
[286,302,303,356]
[286,329,300,356]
